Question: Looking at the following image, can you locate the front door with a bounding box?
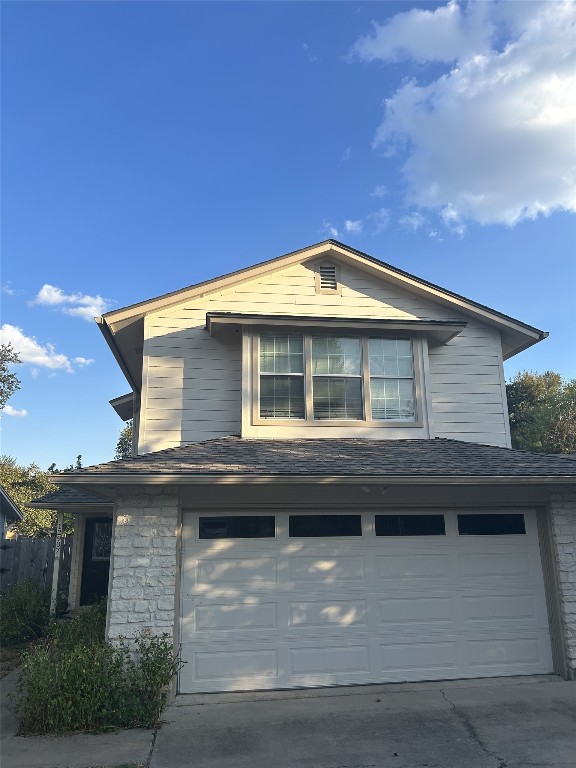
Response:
[80,517,112,605]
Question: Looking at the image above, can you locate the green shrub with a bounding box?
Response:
[46,600,106,650]
[0,580,50,646]
[15,631,181,734]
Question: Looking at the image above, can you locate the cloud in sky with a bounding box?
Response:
[1,404,28,417]
[33,284,113,321]
[350,1,576,227]
[399,212,426,232]
[0,324,93,374]
[321,220,340,239]
[344,219,363,234]
[368,208,391,234]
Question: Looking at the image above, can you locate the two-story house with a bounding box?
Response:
[31,240,576,692]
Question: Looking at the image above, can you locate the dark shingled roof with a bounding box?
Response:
[28,487,113,507]
[52,437,576,479]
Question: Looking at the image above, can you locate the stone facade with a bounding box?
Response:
[107,488,179,640]
[549,486,576,678]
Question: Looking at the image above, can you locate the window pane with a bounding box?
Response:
[369,338,413,378]
[458,514,526,535]
[260,333,303,374]
[312,337,361,375]
[199,516,276,539]
[289,515,362,537]
[313,377,362,420]
[371,378,415,420]
[375,515,445,536]
[91,522,112,560]
[260,375,305,418]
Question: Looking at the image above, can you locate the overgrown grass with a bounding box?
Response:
[14,618,181,734]
[0,580,51,646]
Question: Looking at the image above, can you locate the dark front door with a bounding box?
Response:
[80,517,112,605]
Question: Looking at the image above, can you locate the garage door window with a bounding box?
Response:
[457,514,526,536]
[375,514,445,536]
[199,516,275,539]
[289,515,362,537]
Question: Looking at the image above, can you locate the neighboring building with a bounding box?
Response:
[1,486,22,539]
[30,240,576,692]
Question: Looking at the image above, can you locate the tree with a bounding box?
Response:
[0,456,63,537]
[0,343,21,410]
[506,371,576,454]
[115,420,133,459]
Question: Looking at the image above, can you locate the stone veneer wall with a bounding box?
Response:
[107,489,179,640]
[549,486,576,678]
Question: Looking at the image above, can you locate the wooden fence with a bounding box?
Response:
[0,536,74,595]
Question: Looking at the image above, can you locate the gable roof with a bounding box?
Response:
[1,486,22,522]
[97,240,547,391]
[50,437,576,485]
[27,487,114,508]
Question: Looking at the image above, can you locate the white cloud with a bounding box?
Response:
[1,405,28,417]
[321,220,340,239]
[33,284,113,321]
[302,42,319,64]
[344,219,363,234]
[350,0,492,64]
[350,1,576,227]
[341,147,352,162]
[1,282,25,297]
[0,324,74,373]
[399,212,426,232]
[73,356,94,367]
[368,208,391,234]
[371,185,388,198]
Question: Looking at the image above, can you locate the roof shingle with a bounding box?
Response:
[52,437,576,479]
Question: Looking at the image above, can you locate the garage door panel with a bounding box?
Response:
[179,509,553,692]
[458,551,532,579]
[290,645,370,674]
[289,599,368,629]
[375,554,451,581]
[288,555,366,583]
[378,596,456,626]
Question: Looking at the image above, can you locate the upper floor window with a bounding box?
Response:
[258,332,416,424]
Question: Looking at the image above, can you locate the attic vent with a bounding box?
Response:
[316,263,340,294]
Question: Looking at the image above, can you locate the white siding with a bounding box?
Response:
[139,260,510,452]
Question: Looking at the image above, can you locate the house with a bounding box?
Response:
[30,240,576,692]
[1,486,22,539]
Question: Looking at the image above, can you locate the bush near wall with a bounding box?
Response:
[14,604,181,735]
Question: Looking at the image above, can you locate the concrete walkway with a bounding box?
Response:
[152,676,576,768]
[1,673,575,768]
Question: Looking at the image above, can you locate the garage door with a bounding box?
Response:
[179,509,553,693]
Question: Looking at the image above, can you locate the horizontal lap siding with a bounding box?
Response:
[429,322,509,447]
[140,260,510,451]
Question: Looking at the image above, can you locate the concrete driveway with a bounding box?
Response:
[151,676,576,768]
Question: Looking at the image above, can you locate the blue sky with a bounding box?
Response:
[2,0,575,469]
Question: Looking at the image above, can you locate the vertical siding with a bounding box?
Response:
[139,259,511,452]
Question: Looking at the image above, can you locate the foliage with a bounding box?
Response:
[115,421,133,459]
[506,371,576,454]
[46,600,107,650]
[15,625,182,734]
[0,456,64,537]
[48,455,83,472]
[0,580,51,647]
[0,343,21,410]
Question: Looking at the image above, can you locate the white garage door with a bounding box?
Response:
[179,509,553,693]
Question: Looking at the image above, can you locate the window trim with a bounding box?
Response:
[251,331,424,428]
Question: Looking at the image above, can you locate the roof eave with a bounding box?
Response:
[51,473,576,486]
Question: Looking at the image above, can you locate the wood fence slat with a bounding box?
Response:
[0,536,74,597]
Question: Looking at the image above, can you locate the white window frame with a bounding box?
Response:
[251,331,424,428]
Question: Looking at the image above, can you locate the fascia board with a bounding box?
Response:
[52,474,576,486]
